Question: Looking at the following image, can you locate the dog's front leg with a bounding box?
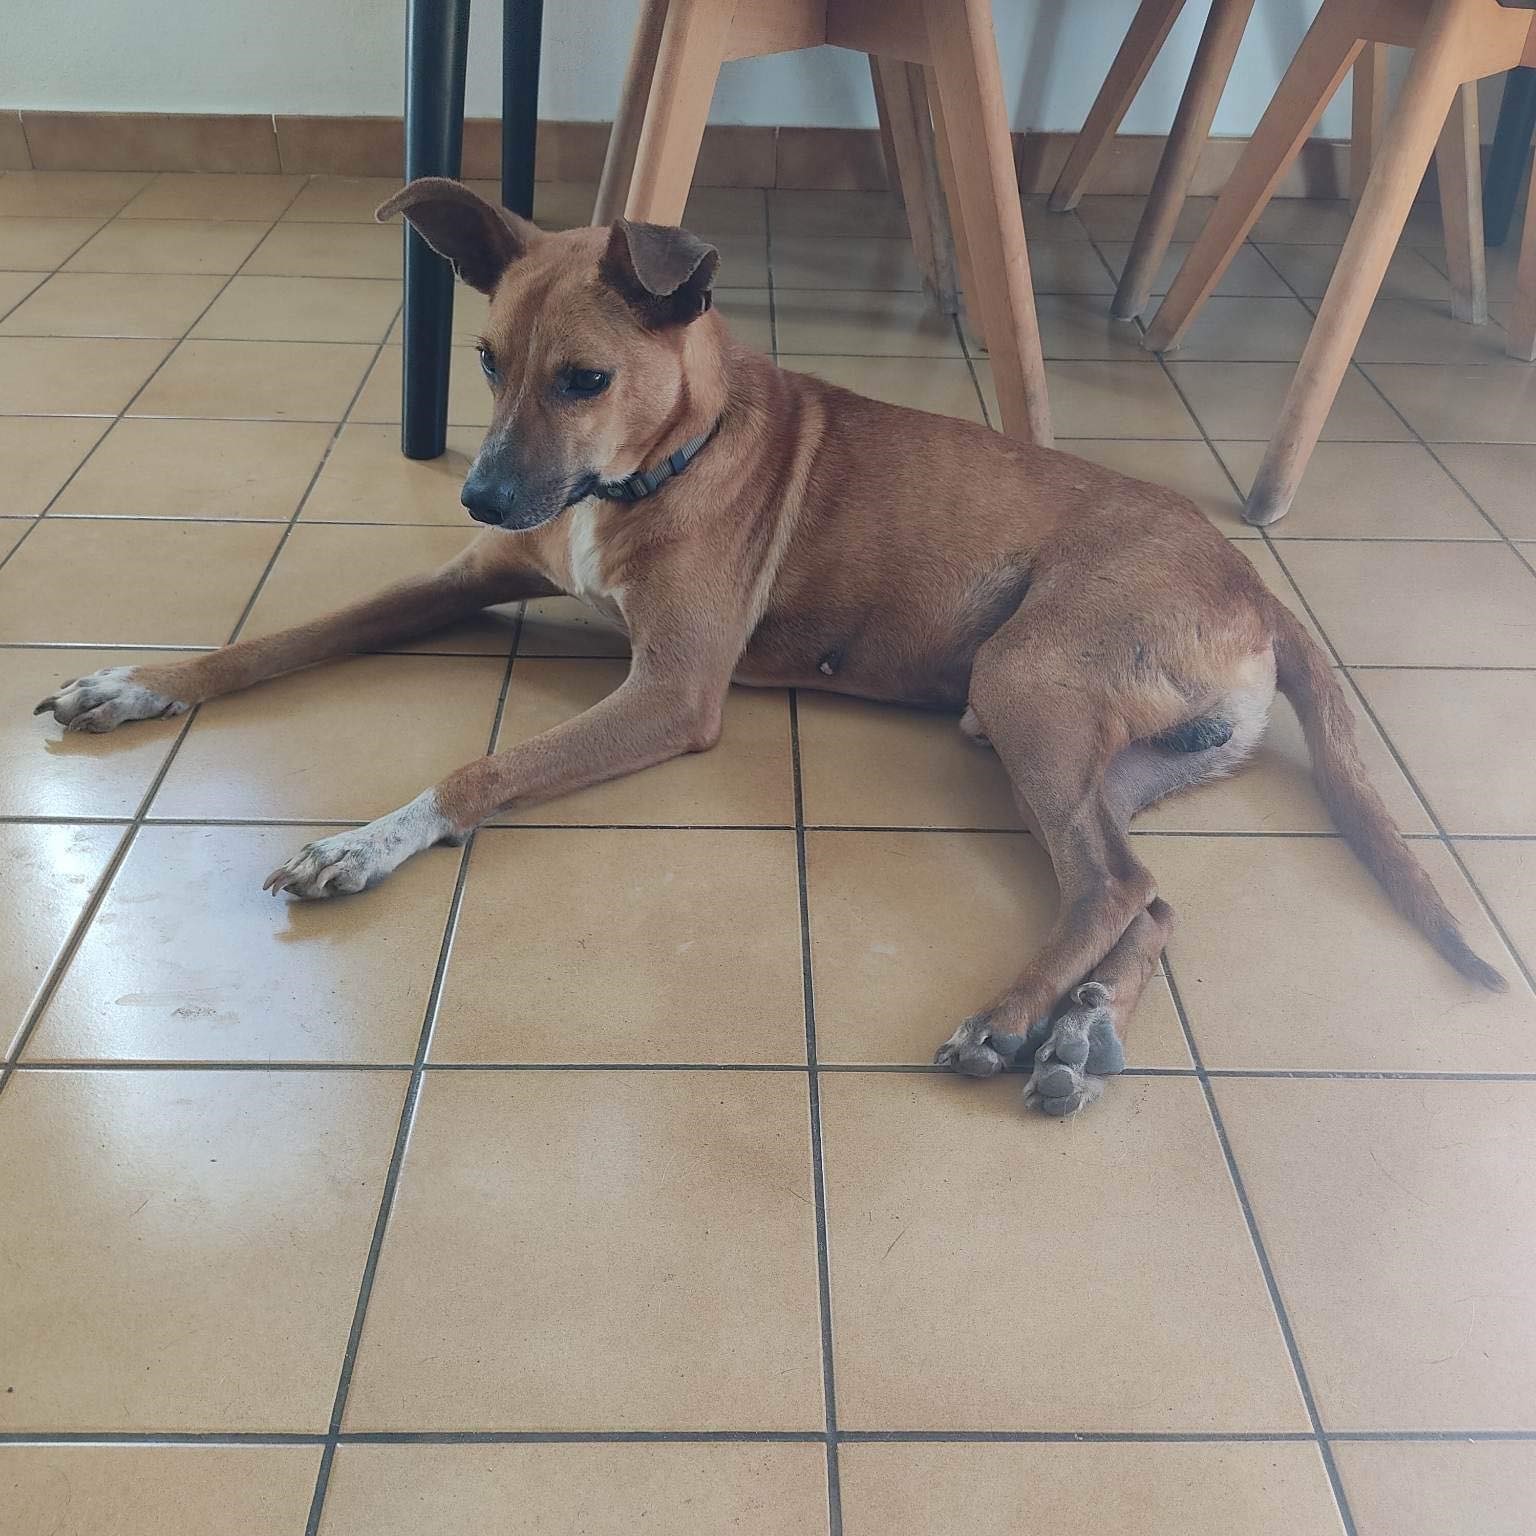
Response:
[265,649,733,898]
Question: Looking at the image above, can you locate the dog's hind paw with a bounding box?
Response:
[1020,982,1125,1117]
[34,666,187,733]
[934,1013,1030,1077]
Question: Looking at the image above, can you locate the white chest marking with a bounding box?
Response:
[565,500,626,625]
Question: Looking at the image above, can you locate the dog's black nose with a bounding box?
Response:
[460,468,518,526]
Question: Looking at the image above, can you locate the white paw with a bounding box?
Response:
[263,793,458,899]
[34,666,187,733]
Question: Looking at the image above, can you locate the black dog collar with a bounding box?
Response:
[592,422,718,502]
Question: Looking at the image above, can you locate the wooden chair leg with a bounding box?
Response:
[928,73,985,348]
[1144,2,1362,354]
[1435,80,1488,323]
[594,0,670,224]
[1048,0,1188,212]
[1508,143,1536,361]
[925,0,1051,444]
[1245,6,1476,526]
[624,0,736,225]
[875,57,961,314]
[1350,42,1388,206]
[1113,0,1256,320]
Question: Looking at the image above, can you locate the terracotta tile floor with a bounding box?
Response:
[3,170,1535,1535]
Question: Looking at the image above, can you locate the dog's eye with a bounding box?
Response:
[476,344,498,383]
[559,367,611,400]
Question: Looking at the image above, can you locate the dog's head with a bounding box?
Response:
[377,178,721,531]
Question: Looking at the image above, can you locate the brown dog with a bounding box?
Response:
[36,177,1504,1114]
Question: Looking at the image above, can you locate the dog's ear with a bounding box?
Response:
[375,177,534,294]
[600,219,719,329]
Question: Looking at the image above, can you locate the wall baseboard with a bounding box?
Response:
[2,110,1393,201]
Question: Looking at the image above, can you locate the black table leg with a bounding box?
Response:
[502,0,544,218]
[402,0,471,460]
[1483,67,1536,249]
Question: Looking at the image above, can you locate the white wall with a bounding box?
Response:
[5,0,1358,138]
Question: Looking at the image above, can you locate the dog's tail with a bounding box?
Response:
[1268,598,1505,991]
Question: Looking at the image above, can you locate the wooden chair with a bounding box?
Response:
[1140,0,1536,526]
[590,0,1053,446]
[1048,1,1427,321]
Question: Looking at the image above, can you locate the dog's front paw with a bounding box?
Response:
[34,666,187,733]
[1020,982,1125,1118]
[934,1012,1030,1077]
[264,830,396,899]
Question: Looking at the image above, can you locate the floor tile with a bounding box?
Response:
[303,422,478,523]
[702,229,771,288]
[119,172,306,221]
[981,360,1197,438]
[1355,669,1536,835]
[349,345,490,427]
[526,179,600,231]
[1349,298,1513,366]
[1455,838,1536,975]
[192,274,399,342]
[1074,194,1217,243]
[242,523,519,654]
[711,287,774,354]
[819,1074,1305,1429]
[0,171,152,218]
[1029,293,1146,359]
[1161,835,1531,1070]
[0,335,171,414]
[806,829,1190,1067]
[5,648,194,817]
[0,415,108,513]
[1019,194,1094,242]
[1134,673,1428,834]
[432,827,804,1063]
[52,416,333,518]
[1212,441,1492,538]
[773,289,961,357]
[1365,363,1536,443]
[1060,437,1245,528]
[1335,1441,1536,1536]
[62,217,271,275]
[0,517,283,644]
[1165,361,1411,440]
[770,233,918,290]
[0,1446,321,1536]
[1249,198,1358,243]
[515,594,629,657]
[242,221,399,278]
[1257,241,1448,302]
[1432,443,1536,538]
[0,517,28,558]
[26,823,460,1062]
[1162,295,1317,362]
[132,337,374,421]
[0,271,223,337]
[0,269,45,316]
[797,692,1019,829]
[0,1067,404,1430]
[1279,541,1536,665]
[839,1442,1344,1536]
[768,189,906,238]
[682,185,769,239]
[0,215,107,268]
[0,822,123,1056]
[151,653,505,820]
[1234,540,1328,643]
[1098,241,1294,298]
[779,355,984,422]
[490,661,793,825]
[383,281,491,346]
[1215,1077,1536,1429]
[342,1071,823,1429]
[282,174,400,222]
[1019,240,1116,295]
[321,1443,829,1536]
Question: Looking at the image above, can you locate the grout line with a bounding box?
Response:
[788,692,843,1536]
[1161,954,1360,1536]
[302,632,521,1536]
[763,187,779,362]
